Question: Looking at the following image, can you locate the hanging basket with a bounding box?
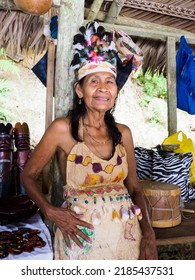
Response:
[14,0,53,15]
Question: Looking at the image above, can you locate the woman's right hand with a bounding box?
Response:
[48,206,94,249]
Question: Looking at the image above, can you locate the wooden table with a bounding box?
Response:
[154,201,195,246]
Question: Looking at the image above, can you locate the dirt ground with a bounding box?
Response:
[1,64,194,150]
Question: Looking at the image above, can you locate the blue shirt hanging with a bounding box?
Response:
[176,35,195,114]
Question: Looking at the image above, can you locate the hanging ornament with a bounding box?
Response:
[137,211,143,221]
[120,206,129,221]
[109,196,120,223]
[112,209,120,223]
[14,0,53,15]
[91,210,101,225]
[131,204,141,216]
[72,204,87,214]
[101,196,108,214]
[129,207,135,219]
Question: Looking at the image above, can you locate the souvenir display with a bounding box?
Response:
[0,227,46,259]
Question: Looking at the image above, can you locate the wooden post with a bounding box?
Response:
[51,0,85,206]
[87,0,104,20]
[105,0,126,23]
[54,0,84,118]
[41,39,56,195]
[166,36,177,136]
[45,40,55,129]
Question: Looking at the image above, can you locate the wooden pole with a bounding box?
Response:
[42,39,56,195]
[166,36,177,136]
[54,0,85,119]
[87,0,104,20]
[45,40,55,129]
[51,0,85,206]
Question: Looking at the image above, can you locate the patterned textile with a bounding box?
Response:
[152,151,193,202]
[134,147,153,180]
[134,147,195,202]
[54,142,142,260]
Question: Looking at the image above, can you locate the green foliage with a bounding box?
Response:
[148,109,163,125]
[137,70,167,106]
[0,48,20,121]
[0,108,7,122]
[0,59,20,75]
[0,79,13,93]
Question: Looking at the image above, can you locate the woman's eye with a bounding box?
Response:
[107,80,114,84]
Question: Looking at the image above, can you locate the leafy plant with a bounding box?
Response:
[137,70,167,106]
[0,48,20,121]
[148,109,162,124]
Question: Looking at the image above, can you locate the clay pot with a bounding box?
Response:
[14,0,53,15]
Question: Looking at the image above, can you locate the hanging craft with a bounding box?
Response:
[91,210,101,225]
[14,0,52,15]
[120,206,129,221]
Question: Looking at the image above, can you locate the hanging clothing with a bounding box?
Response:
[54,142,142,260]
[176,35,195,114]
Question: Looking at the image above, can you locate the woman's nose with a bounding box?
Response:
[98,83,108,92]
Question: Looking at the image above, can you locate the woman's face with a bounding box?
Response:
[75,72,118,113]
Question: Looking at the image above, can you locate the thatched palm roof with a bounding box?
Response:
[0,10,46,61]
[0,0,195,74]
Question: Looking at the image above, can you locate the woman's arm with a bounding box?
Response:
[118,123,158,260]
[20,118,94,249]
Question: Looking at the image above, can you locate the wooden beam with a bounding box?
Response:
[166,36,177,135]
[84,9,195,44]
[105,0,126,23]
[86,0,104,20]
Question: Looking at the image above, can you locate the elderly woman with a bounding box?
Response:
[21,21,157,260]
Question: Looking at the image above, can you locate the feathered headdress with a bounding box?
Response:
[70,21,143,89]
[70,21,117,80]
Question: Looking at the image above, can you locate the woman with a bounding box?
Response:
[21,21,157,260]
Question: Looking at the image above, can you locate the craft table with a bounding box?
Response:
[0,212,53,260]
[154,201,195,246]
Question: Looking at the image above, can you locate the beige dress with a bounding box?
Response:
[54,142,142,260]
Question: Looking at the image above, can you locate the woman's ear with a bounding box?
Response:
[74,82,83,99]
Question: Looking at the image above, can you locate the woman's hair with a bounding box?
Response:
[67,78,122,146]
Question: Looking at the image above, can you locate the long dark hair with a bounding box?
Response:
[67,78,122,146]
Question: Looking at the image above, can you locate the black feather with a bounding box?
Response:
[73,34,85,45]
[79,26,85,34]
[97,26,105,36]
[70,53,80,67]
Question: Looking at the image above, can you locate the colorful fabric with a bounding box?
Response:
[54,142,142,260]
[32,16,58,86]
[176,35,195,114]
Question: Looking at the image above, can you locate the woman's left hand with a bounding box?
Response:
[138,234,158,260]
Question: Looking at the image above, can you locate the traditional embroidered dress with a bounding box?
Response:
[54,141,142,260]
